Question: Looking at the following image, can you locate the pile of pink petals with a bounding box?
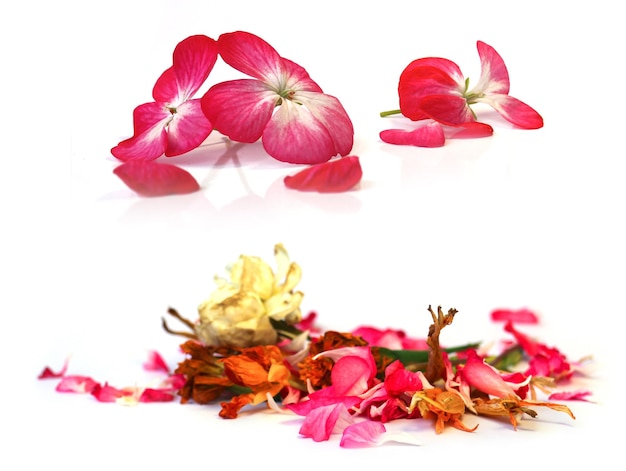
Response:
[380,41,543,148]
[111,31,360,196]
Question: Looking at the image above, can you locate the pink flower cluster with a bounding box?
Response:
[380,41,543,147]
[112,32,360,196]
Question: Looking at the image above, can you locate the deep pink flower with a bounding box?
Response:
[283,156,362,192]
[201,31,354,164]
[111,35,218,161]
[504,321,573,380]
[398,41,543,129]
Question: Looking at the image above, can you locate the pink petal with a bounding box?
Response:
[481,94,544,129]
[113,160,200,197]
[163,99,213,156]
[380,121,445,147]
[299,403,356,442]
[55,375,100,394]
[473,41,510,95]
[139,388,177,403]
[418,94,475,125]
[295,91,354,157]
[38,359,69,379]
[142,351,170,373]
[91,383,133,403]
[548,390,593,402]
[461,350,520,398]
[445,121,494,139]
[158,35,218,103]
[490,308,539,324]
[283,156,362,193]
[201,79,275,143]
[340,421,386,448]
[111,104,169,162]
[217,31,283,82]
[330,356,374,397]
[398,60,466,121]
[263,99,337,164]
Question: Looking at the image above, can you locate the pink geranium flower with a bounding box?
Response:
[398,41,543,129]
[201,31,354,164]
[111,35,218,161]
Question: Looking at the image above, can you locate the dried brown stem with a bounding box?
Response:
[425,305,457,384]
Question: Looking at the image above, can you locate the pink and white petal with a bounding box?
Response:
[295,91,354,156]
[170,35,218,101]
[113,161,200,197]
[281,57,323,93]
[444,121,494,139]
[55,375,100,394]
[263,100,336,164]
[142,351,170,373]
[299,403,356,442]
[380,122,445,148]
[340,421,386,448]
[201,79,276,143]
[130,101,172,136]
[112,118,169,162]
[164,99,213,156]
[284,156,362,193]
[472,41,510,96]
[490,308,539,324]
[218,31,283,83]
[418,94,475,125]
[479,94,543,129]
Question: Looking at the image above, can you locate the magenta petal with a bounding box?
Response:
[142,351,170,373]
[153,35,218,103]
[299,403,355,442]
[483,94,544,129]
[263,99,337,164]
[444,121,494,139]
[164,99,213,156]
[55,375,100,394]
[330,356,372,396]
[418,94,475,125]
[113,161,200,197]
[398,60,465,121]
[295,91,354,156]
[139,388,176,403]
[380,122,445,147]
[217,31,283,82]
[474,41,510,95]
[201,79,275,143]
[340,421,386,448]
[38,359,69,379]
[490,308,539,324]
[461,350,519,398]
[283,156,362,193]
[91,383,132,402]
[548,390,593,402]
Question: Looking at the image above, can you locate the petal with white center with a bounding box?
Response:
[164,99,213,156]
[201,79,276,143]
[479,93,544,129]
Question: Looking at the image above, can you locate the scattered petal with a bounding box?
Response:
[491,308,539,324]
[380,121,445,147]
[143,351,170,374]
[283,156,362,193]
[113,160,200,197]
[55,375,100,394]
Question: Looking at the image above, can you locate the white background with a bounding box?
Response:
[3,1,624,469]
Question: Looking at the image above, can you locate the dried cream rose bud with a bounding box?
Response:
[195,244,304,348]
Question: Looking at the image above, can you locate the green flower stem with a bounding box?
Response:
[377,342,481,367]
[380,109,402,117]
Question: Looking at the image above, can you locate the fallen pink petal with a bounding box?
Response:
[113,160,200,197]
[55,375,100,394]
[143,351,170,374]
[283,156,362,192]
[491,308,539,324]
